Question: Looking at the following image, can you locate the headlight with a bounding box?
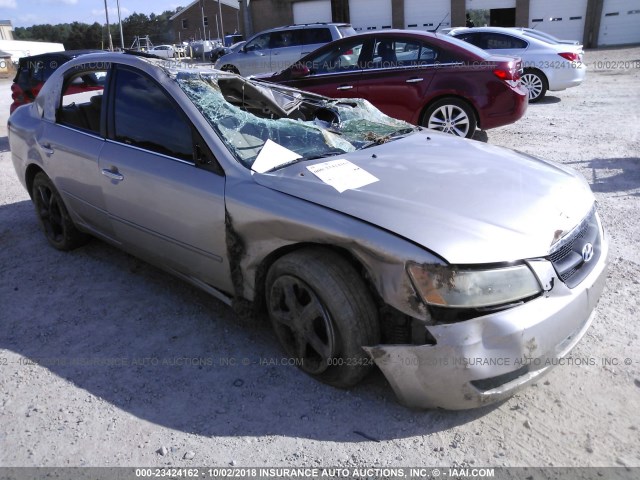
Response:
[407,263,541,309]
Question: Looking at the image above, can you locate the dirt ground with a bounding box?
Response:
[1,46,639,469]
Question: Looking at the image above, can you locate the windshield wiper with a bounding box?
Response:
[358,127,417,150]
[261,149,346,173]
[302,149,346,161]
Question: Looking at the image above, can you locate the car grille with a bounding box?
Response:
[548,206,601,288]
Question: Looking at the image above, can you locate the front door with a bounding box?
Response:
[99,66,231,292]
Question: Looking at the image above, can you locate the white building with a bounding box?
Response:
[252,0,640,47]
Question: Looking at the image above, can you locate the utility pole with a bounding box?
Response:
[217,0,224,38]
[103,0,114,51]
[116,0,125,50]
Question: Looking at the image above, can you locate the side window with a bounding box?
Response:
[369,38,434,68]
[306,39,365,74]
[302,28,332,45]
[485,33,527,49]
[418,43,438,64]
[57,69,107,135]
[457,33,485,49]
[269,30,300,49]
[113,68,193,161]
[245,33,271,51]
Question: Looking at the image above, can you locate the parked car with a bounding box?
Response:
[148,44,176,58]
[262,30,528,138]
[190,40,215,58]
[215,23,356,76]
[8,52,608,409]
[209,41,246,63]
[224,34,244,47]
[9,50,101,114]
[447,27,585,102]
[174,43,188,57]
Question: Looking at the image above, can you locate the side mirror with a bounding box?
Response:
[290,64,311,79]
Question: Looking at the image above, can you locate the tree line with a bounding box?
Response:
[12,9,182,50]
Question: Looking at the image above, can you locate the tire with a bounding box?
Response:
[521,69,547,103]
[422,98,477,138]
[265,248,380,388]
[220,64,240,74]
[32,172,89,251]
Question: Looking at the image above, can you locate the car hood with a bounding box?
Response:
[252,131,595,264]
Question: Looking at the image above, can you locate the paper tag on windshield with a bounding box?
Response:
[252,139,301,174]
[307,159,379,193]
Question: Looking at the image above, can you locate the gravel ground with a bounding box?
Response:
[1,46,639,469]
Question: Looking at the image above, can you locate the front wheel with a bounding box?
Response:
[422,98,477,138]
[521,69,547,102]
[265,248,380,388]
[32,172,89,251]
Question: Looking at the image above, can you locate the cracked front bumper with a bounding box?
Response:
[364,233,609,410]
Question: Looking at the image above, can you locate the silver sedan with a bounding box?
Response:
[8,52,608,409]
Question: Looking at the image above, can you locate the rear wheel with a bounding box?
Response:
[422,98,477,138]
[32,172,89,251]
[521,69,547,102]
[265,248,380,388]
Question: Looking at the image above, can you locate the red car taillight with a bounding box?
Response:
[11,83,25,103]
[494,60,522,82]
[493,69,510,80]
[558,52,580,62]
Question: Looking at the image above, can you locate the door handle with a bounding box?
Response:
[337,85,354,90]
[101,168,124,182]
[37,141,54,156]
[406,78,424,83]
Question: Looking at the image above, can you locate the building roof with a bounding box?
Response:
[169,0,239,21]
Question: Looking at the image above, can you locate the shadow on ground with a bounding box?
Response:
[0,200,498,444]
[568,157,640,196]
[532,95,561,105]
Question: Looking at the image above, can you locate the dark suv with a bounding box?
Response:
[10,50,100,114]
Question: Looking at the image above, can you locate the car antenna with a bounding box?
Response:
[430,13,450,33]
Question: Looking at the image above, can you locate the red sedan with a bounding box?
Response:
[262,30,528,138]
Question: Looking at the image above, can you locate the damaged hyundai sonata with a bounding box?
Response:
[8,53,608,409]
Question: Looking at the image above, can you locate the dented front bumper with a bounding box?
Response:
[364,234,609,410]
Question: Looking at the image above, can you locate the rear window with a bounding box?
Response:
[302,28,333,45]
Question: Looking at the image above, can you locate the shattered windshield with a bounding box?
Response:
[174,70,415,171]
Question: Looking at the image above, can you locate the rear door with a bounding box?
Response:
[284,37,371,98]
[269,29,303,72]
[356,36,438,123]
[37,66,113,237]
[98,66,231,291]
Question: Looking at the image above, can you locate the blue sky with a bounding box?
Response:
[0,0,184,28]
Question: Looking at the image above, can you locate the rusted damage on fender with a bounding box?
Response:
[225,208,257,319]
[224,189,433,323]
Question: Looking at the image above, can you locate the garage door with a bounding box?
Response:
[404,0,450,30]
[465,0,516,9]
[528,0,588,42]
[293,0,332,25]
[598,0,640,46]
[349,0,392,31]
